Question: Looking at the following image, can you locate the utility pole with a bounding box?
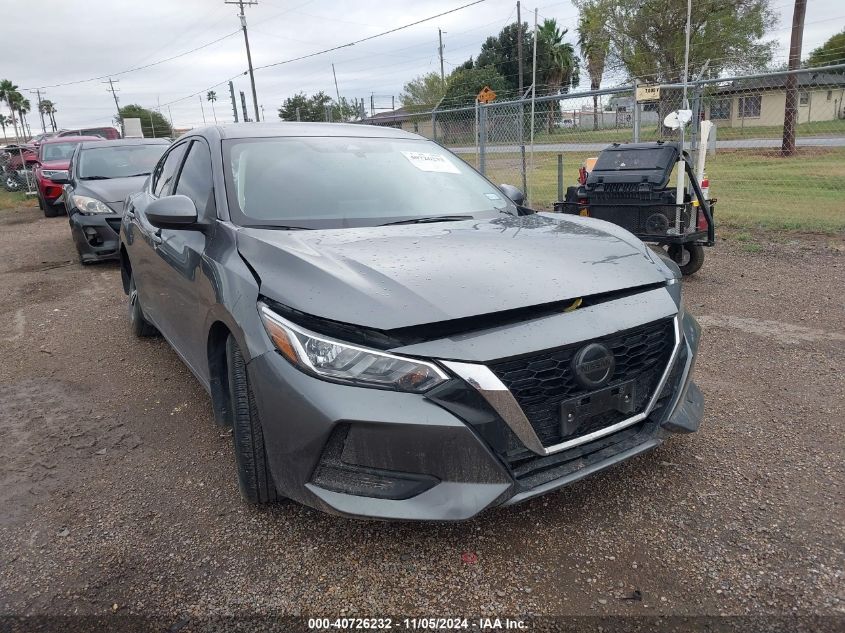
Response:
[104,78,122,134]
[517,1,527,195]
[438,29,446,86]
[229,81,239,122]
[225,0,261,122]
[781,0,807,156]
[370,94,375,118]
[32,89,46,134]
[516,2,523,97]
[240,91,250,122]
[332,63,341,104]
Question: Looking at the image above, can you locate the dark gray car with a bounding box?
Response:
[119,123,703,521]
[58,138,169,263]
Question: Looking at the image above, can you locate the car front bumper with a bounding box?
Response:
[246,308,703,521]
[69,213,121,262]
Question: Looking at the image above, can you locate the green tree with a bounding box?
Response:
[399,72,446,109]
[278,92,358,122]
[806,28,845,68]
[0,80,21,141]
[441,65,509,109]
[576,0,611,129]
[207,91,218,124]
[535,19,580,132]
[117,104,173,138]
[40,99,57,131]
[476,23,532,94]
[605,0,776,82]
[17,97,32,140]
[0,113,7,142]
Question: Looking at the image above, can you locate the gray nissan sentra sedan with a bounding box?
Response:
[120,123,703,521]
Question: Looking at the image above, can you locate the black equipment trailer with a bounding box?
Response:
[555,141,715,276]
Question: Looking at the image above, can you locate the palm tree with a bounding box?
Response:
[536,19,580,131]
[0,79,21,141]
[18,97,32,140]
[40,99,57,132]
[0,114,7,142]
[577,0,611,130]
[207,90,218,124]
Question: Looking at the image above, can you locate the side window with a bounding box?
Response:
[174,141,214,217]
[152,143,188,197]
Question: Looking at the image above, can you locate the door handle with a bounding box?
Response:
[151,229,163,245]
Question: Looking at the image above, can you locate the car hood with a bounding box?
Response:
[74,176,148,212]
[237,213,673,330]
[39,160,70,170]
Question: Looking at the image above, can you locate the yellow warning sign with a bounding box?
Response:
[477,86,497,103]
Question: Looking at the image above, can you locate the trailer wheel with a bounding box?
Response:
[668,244,705,276]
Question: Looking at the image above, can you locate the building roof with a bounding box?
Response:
[712,72,845,95]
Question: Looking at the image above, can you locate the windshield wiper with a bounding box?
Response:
[381,215,473,226]
[244,224,314,231]
[125,172,151,177]
[80,176,111,180]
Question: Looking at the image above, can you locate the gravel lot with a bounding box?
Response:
[0,204,842,629]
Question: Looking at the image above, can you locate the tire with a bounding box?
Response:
[226,336,278,504]
[4,174,21,192]
[37,193,45,211]
[127,276,158,337]
[43,200,59,217]
[668,243,705,276]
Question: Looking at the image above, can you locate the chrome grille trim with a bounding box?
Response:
[441,315,682,457]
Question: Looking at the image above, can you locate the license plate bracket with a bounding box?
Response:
[560,380,637,437]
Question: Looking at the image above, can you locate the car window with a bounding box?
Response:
[153,143,188,197]
[223,137,517,229]
[174,141,214,217]
[78,144,166,180]
[41,142,79,161]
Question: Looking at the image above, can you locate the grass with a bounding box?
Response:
[466,146,845,234]
[0,188,37,211]
[531,118,845,145]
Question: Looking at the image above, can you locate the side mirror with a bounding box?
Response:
[50,172,69,185]
[499,183,525,206]
[145,194,198,229]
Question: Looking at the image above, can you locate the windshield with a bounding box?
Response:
[78,144,167,179]
[223,136,516,229]
[41,142,79,162]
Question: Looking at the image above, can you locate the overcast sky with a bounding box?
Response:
[2,0,842,131]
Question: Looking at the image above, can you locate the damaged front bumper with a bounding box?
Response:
[246,288,704,521]
[69,212,121,263]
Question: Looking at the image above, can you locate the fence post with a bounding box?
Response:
[557,153,563,203]
[431,111,437,143]
[632,81,640,142]
[478,102,487,176]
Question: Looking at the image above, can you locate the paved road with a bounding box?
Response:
[449,136,845,154]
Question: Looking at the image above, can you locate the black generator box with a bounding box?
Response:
[557,141,693,237]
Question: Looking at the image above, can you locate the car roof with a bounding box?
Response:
[42,135,104,144]
[190,122,424,141]
[78,138,170,150]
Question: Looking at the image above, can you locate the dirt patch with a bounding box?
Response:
[0,203,842,621]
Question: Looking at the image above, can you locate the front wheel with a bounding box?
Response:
[226,336,279,504]
[668,243,705,276]
[128,276,158,337]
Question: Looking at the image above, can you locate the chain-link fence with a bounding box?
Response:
[359,64,845,232]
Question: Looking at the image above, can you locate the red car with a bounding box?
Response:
[57,126,121,140]
[35,135,102,217]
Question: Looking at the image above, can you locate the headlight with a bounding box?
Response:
[71,195,112,214]
[41,169,67,180]
[258,303,448,392]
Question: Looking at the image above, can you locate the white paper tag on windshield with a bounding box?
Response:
[401,151,460,174]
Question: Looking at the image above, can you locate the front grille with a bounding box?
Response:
[488,319,674,448]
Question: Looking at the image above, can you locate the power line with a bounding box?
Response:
[23,30,241,90]
[252,0,490,72]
